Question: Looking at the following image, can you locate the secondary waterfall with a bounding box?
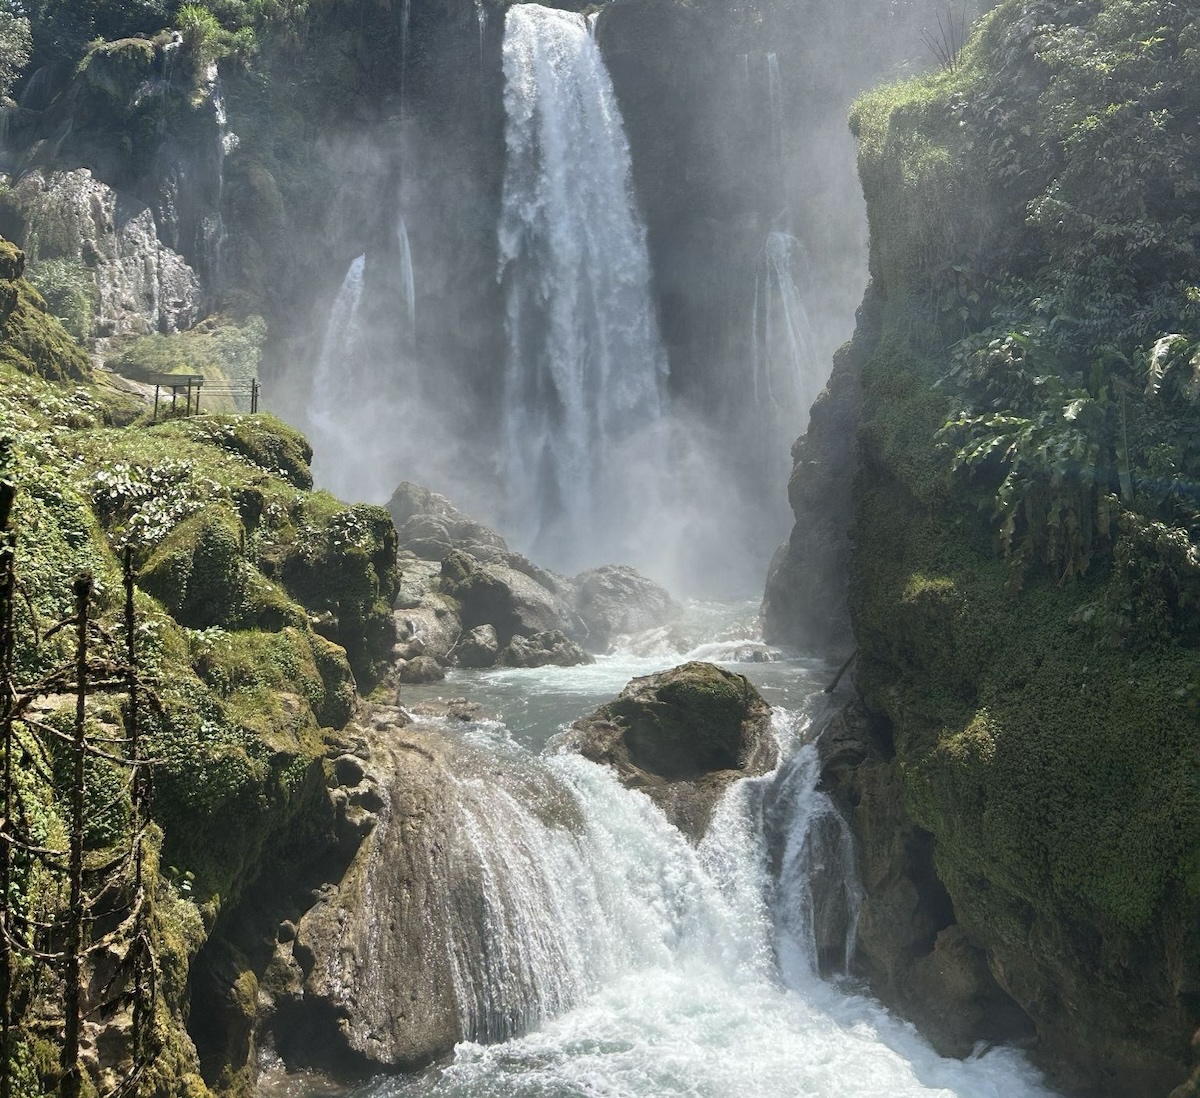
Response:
[308,254,366,497]
[498,4,669,572]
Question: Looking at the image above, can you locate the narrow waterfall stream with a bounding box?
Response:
[261,605,1057,1098]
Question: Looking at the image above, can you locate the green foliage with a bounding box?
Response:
[0,5,32,101]
[20,0,170,72]
[0,256,90,383]
[847,1,1200,1067]
[25,257,97,342]
[106,315,266,411]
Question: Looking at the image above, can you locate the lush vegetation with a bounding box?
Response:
[847,0,1200,1089]
[0,240,395,1096]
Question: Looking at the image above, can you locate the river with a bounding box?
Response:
[258,600,1056,1098]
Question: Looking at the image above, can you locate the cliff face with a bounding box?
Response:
[772,2,1200,1093]
[0,236,399,1097]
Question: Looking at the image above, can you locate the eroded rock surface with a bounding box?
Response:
[558,661,777,840]
[8,168,202,337]
[263,703,583,1075]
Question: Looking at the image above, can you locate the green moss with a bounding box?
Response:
[0,268,90,382]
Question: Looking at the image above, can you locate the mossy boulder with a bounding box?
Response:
[140,506,248,629]
[560,661,778,840]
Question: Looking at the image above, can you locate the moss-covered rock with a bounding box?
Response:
[560,661,778,840]
[0,236,90,381]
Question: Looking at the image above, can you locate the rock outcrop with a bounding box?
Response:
[440,549,585,648]
[817,702,1034,1058]
[5,168,202,337]
[761,319,868,656]
[259,703,584,1075]
[575,564,677,651]
[496,630,593,669]
[558,661,777,840]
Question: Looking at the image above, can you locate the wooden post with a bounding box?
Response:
[251,379,259,414]
[194,380,201,416]
[61,573,92,1098]
[185,378,193,417]
[153,384,160,422]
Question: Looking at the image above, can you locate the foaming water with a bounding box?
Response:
[262,606,1057,1098]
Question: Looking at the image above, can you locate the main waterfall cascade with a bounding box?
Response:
[498,4,669,571]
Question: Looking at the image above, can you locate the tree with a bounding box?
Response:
[0,5,31,101]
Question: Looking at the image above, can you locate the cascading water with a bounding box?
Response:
[308,255,366,497]
[498,3,669,572]
[397,216,416,333]
[260,615,1059,1098]
[751,230,824,431]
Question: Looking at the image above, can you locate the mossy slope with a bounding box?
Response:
[0,274,397,1095]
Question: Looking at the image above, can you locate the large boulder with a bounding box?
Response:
[263,707,585,1075]
[574,564,677,650]
[385,482,509,562]
[558,662,777,840]
[452,623,500,669]
[391,598,461,663]
[496,631,594,669]
[440,550,584,646]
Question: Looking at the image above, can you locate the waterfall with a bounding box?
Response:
[425,713,863,1042]
[751,230,823,432]
[397,216,416,333]
[498,3,668,571]
[308,255,366,497]
[766,51,783,161]
[338,701,1055,1097]
[202,64,236,289]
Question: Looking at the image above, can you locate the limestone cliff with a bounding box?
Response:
[770,3,1200,1094]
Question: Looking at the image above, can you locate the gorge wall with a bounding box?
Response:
[770,2,1200,1095]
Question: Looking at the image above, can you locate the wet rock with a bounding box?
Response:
[496,630,594,669]
[407,698,492,723]
[440,551,584,646]
[398,656,445,684]
[818,701,1035,1059]
[453,623,500,668]
[392,599,460,662]
[271,709,583,1074]
[574,564,677,650]
[559,661,777,840]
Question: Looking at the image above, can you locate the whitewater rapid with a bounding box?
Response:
[259,602,1058,1098]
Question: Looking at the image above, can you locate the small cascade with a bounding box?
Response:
[474,0,488,77]
[498,3,668,571]
[307,255,366,493]
[422,710,861,1044]
[400,0,412,114]
[751,230,824,432]
[766,52,784,161]
[397,215,416,333]
[201,65,237,289]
